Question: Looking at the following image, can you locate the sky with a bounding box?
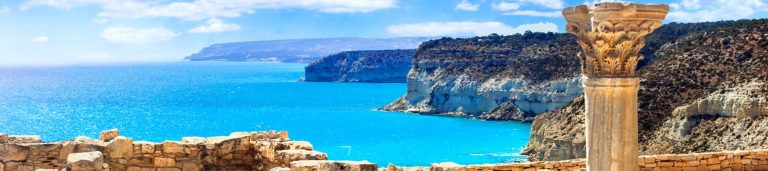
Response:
[0,0,766,66]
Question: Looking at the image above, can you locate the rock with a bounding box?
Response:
[153,157,176,167]
[181,137,205,144]
[181,162,201,171]
[66,151,104,171]
[430,162,466,171]
[8,135,41,143]
[304,50,415,83]
[291,160,377,171]
[106,136,134,159]
[59,141,75,162]
[159,141,183,154]
[276,150,328,165]
[0,133,8,143]
[269,167,290,171]
[99,129,119,142]
[380,34,584,121]
[0,144,30,161]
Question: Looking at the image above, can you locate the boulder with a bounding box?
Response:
[99,129,119,142]
[106,136,134,159]
[66,151,104,171]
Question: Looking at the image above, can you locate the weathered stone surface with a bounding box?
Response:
[0,144,30,161]
[430,162,465,171]
[0,133,8,143]
[67,151,104,171]
[106,136,133,159]
[153,157,176,167]
[7,136,41,144]
[276,150,327,165]
[99,129,119,142]
[159,141,183,154]
[291,160,377,171]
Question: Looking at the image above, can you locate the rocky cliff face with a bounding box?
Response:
[186,37,430,63]
[304,50,415,83]
[525,19,768,161]
[381,33,584,121]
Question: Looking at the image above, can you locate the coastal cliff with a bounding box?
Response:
[381,33,583,121]
[525,19,768,161]
[304,50,415,83]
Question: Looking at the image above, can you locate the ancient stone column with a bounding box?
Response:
[562,3,668,171]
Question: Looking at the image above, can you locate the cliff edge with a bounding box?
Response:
[304,50,415,83]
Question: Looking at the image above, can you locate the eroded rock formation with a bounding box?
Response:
[525,19,768,161]
[381,33,584,121]
[304,50,415,83]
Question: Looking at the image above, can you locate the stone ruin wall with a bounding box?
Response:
[0,130,331,171]
[4,130,768,171]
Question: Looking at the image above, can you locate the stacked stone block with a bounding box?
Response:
[0,131,329,171]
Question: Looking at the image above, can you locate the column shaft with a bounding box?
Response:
[583,76,639,171]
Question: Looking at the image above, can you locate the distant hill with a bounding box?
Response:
[185,37,432,63]
[304,49,415,83]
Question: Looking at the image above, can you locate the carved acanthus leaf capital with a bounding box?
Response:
[562,3,669,77]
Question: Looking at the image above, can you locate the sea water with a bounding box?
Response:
[0,62,531,166]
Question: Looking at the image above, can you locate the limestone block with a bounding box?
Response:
[99,129,119,142]
[181,137,205,144]
[127,166,155,171]
[276,150,328,165]
[73,137,106,153]
[8,135,41,143]
[160,141,183,154]
[106,136,134,159]
[157,168,181,171]
[291,160,377,171]
[133,141,155,154]
[66,151,104,171]
[270,167,290,171]
[59,141,76,162]
[154,157,176,167]
[34,169,59,171]
[0,144,30,161]
[430,162,466,171]
[0,133,8,143]
[17,165,33,171]
[181,162,202,171]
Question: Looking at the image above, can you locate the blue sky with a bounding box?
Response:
[0,0,766,66]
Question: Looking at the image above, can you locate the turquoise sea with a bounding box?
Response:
[0,62,531,166]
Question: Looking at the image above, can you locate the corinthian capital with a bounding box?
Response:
[563,3,669,77]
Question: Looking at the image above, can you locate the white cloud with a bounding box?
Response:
[189,18,241,33]
[100,27,178,44]
[492,1,521,11]
[456,0,480,11]
[668,0,766,23]
[502,10,561,17]
[518,0,564,9]
[22,0,398,20]
[30,36,49,43]
[386,21,558,37]
[492,0,562,17]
